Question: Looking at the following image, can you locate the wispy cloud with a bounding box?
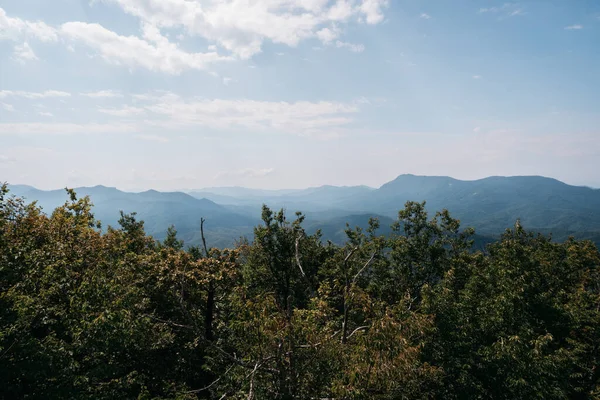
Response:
[38,111,54,117]
[0,90,71,99]
[0,92,362,139]
[98,105,146,117]
[509,9,525,17]
[140,96,359,136]
[0,8,58,42]
[420,13,431,20]
[1,103,15,112]
[335,41,365,53]
[479,3,525,18]
[96,0,387,59]
[473,75,482,80]
[13,42,38,63]
[81,90,123,98]
[0,122,138,135]
[60,22,232,74]
[132,91,180,103]
[565,24,583,30]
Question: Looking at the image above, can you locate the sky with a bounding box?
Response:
[0,0,599,191]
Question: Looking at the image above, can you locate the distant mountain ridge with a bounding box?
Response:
[190,174,600,244]
[349,174,600,236]
[7,184,257,248]
[7,174,600,248]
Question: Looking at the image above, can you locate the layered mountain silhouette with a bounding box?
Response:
[7,184,256,248]
[7,174,600,248]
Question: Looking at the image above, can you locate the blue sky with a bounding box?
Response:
[1,0,599,191]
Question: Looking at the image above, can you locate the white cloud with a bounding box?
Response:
[473,75,482,79]
[135,133,169,142]
[479,5,504,13]
[359,0,388,24]
[132,90,180,102]
[61,22,232,74]
[81,90,124,98]
[98,105,146,117]
[565,24,583,30]
[0,90,71,99]
[99,0,388,58]
[478,4,524,18]
[473,126,481,132]
[0,122,138,135]
[1,2,387,75]
[0,7,59,42]
[0,92,361,139]
[328,0,355,22]
[335,40,365,52]
[317,27,364,52]
[420,13,431,19]
[1,103,15,112]
[38,111,54,117]
[13,42,38,63]
[141,97,359,134]
[316,27,339,43]
[509,9,524,16]
[222,77,233,85]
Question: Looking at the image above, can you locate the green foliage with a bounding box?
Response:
[1,189,599,399]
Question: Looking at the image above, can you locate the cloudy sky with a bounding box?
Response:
[1,0,599,191]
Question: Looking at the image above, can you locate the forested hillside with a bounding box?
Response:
[10,174,600,249]
[7,184,256,249]
[2,184,599,399]
[192,175,600,243]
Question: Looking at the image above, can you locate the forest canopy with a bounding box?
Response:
[1,184,599,399]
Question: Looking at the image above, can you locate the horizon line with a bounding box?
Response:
[6,173,599,193]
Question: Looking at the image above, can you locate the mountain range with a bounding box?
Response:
[7,174,600,248]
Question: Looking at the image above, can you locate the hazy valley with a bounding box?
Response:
[9,174,600,249]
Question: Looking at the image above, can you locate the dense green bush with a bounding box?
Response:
[1,184,598,399]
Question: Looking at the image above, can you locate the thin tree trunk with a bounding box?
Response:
[201,218,215,341]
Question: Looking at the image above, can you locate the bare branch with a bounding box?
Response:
[247,362,260,400]
[0,339,17,359]
[347,325,369,339]
[211,344,278,374]
[295,236,308,279]
[187,365,234,394]
[295,235,315,297]
[344,246,359,266]
[352,251,377,284]
[142,314,192,330]
[216,357,272,400]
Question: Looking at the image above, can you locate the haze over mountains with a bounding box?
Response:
[8,174,600,248]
